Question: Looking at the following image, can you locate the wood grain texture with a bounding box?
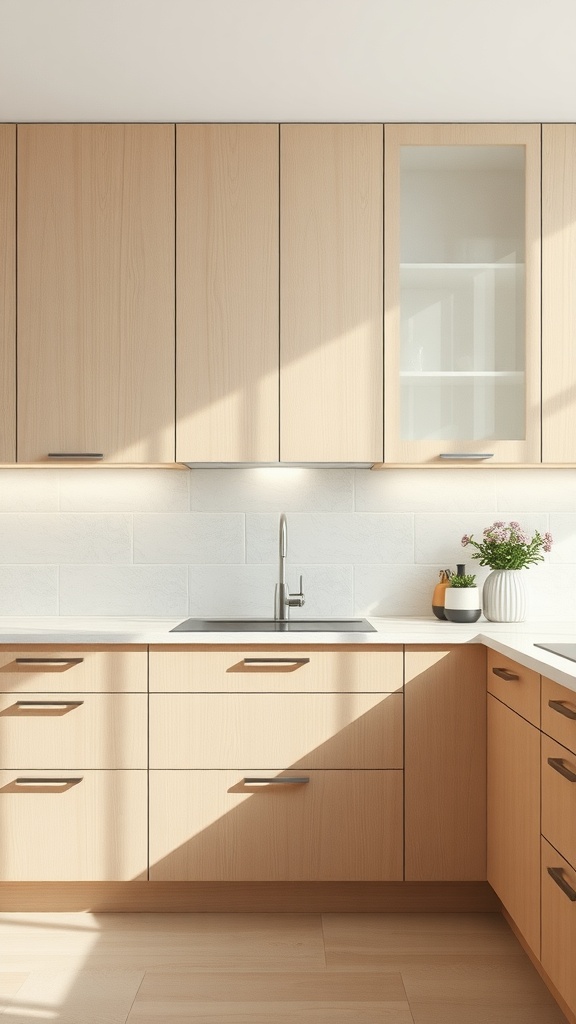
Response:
[6,967,145,1024]
[542,734,576,872]
[280,124,383,463]
[17,124,175,463]
[0,769,147,881]
[503,907,576,1024]
[487,694,540,956]
[486,648,541,726]
[0,692,147,769]
[542,675,576,755]
[384,123,541,465]
[0,125,15,463]
[541,838,576,1019]
[404,644,487,881]
[149,769,403,882]
[543,125,576,462]
[0,647,147,694]
[176,124,279,463]
[149,692,402,769]
[0,881,500,913]
[148,646,403,693]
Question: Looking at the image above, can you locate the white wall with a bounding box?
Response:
[1,0,576,122]
[0,467,573,621]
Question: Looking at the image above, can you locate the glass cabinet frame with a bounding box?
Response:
[384,124,541,465]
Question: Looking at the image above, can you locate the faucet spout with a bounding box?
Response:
[274,512,305,620]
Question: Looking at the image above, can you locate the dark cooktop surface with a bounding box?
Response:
[534,642,576,663]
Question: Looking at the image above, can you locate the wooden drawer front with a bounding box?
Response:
[541,838,576,1018]
[148,647,403,693]
[0,647,147,693]
[0,693,147,769]
[0,770,147,881]
[149,692,403,769]
[149,769,403,881]
[542,676,576,754]
[486,649,540,726]
[542,734,576,871]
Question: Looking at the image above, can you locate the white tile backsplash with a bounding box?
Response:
[133,513,245,564]
[0,566,58,615]
[189,467,354,512]
[60,468,190,512]
[246,512,414,564]
[414,512,550,566]
[0,513,132,564]
[59,565,188,616]
[0,467,574,620]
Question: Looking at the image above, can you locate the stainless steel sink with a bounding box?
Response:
[171,618,376,633]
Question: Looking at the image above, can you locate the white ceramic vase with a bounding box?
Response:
[444,586,481,623]
[482,569,527,622]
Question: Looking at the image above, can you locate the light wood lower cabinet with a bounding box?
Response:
[0,646,147,693]
[404,645,486,880]
[486,647,541,726]
[149,769,403,881]
[0,693,147,769]
[541,838,576,1018]
[0,770,147,881]
[542,734,576,872]
[148,645,403,693]
[487,693,540,956]
[149,692,403,770]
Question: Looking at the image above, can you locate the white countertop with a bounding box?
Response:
[1,615,576,693]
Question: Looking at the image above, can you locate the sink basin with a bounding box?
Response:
[171,618,376,633]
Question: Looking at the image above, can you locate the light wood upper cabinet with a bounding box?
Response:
[17,124,175,464]
[0,125,15,462]
[280,124,383,464]
[542,124,576,462]
[404,644,487,881]
[384,124,541,465]
[176,125,279,463]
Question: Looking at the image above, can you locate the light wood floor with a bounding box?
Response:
[0,911,568,1023]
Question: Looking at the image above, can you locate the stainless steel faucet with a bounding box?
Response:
[274,513,305,620]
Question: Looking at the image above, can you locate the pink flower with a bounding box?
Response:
[543,531,553,553]
[461,534,471,546]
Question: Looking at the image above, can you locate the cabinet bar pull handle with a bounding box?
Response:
[48,453,104,459]
[243,777,310,785]
[547,866,576,902]
[14,777,83,786]
[15,658,84,666]
[15,700,84,710]
[547,757,576,783]
[242,658,310,667]
[492,666,520,681]
[439,453,494,460]
[548,699,576,721]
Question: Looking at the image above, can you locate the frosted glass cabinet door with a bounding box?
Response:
[384,124,541,465]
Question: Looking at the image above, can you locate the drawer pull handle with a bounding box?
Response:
[548,699,576,721]
[439,453,494,460]
[15,700,84,710]
[15,658,84,667]
[14,777,83,787]
[48,453,104,460]
[547,757,576,783]
[242,658,310,668]
[243,777,310,785]
[492,667,520,681]
[547,866,576,902]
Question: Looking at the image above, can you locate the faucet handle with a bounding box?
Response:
[288,575,305,608]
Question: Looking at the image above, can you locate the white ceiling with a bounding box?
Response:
[1,0,576,122]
